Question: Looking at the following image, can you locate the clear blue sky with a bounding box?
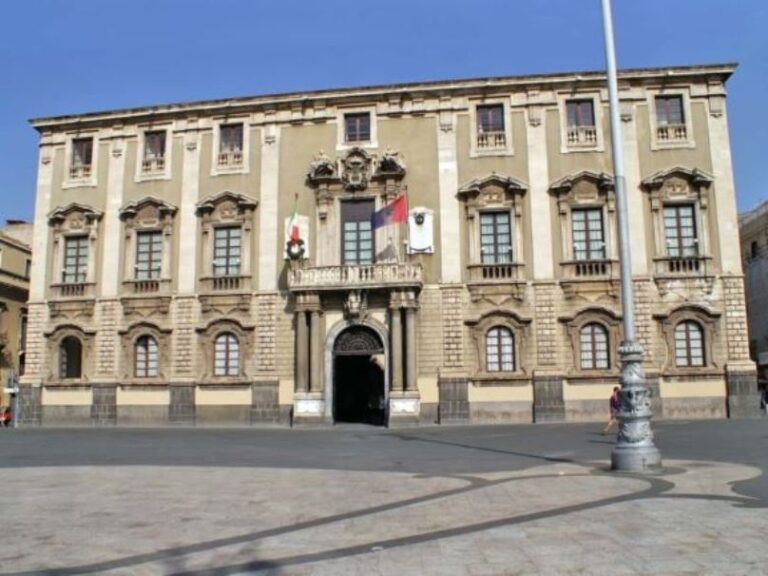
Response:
[1,0,766,224]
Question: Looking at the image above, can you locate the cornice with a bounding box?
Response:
[29,63,737,132]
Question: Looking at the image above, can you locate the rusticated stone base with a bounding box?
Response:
[169,385,195,425]
[91,385,117,426]
[533,376,565,423]
[438,377,469,423]
[42,405,91,426]
[250,381,283,425]
[197,405,251,425]
[470,401,532,423]
[18,385,42,426]
[117,406,169,426]
[726,371,762,418]
[419,402,439,425]
[662,397,726,420]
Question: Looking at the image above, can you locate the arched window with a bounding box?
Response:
[214,333,240,376]
[674,320,704,367]
[135,335,159,378]
[486,327,514,372]
[580,323,609,370]
[59,336,82,379]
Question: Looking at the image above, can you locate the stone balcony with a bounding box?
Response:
[199,275,252,293]
[50,282,96,299]
[288,263,423,292]
[466,263,523,284]
[653,255,710,277]
[560,259,617,279]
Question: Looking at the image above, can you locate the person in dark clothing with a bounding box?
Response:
[602,386,621,435]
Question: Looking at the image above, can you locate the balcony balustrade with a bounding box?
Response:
[68,165,92,179]
[654,256,708,276]
[466,263,522,283]
[561,259,615,279]
[288,263,423,292]
[141,157,166,173]
[476,131,506,150]
[217,151,243,167]
[656,124,687,142]
[51,282,94,299]
[567,125,598,146]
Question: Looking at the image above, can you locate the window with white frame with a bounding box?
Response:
[62,236,88,284]
[566,99,597,146]
[70,137,94,179]
[572,208,606,261]
[663,204,698,257]
[142,130,166,173]
[486,326,515,372]
[135,335,159,378]
[476,104,506,150]
[218,124,244,167]
[480,212,512,264]
[655,95,686,142]
[579,323,609,370]
[674,320,704,367]
[344,112,371,144]
[213,226,241,276]
[214,332,240,376]
[135,231,163,280]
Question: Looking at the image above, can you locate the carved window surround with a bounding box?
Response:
[458,173,528,285]
[134,125,173,182]
[469,97,514,158]
[557,92,605,153]
[118,321,172,385]
[195,318,254,383]
[210,118,251,176]
[119,197,177,295]
[654,305,721,375]
[647,88,696,150]
[62,133,100,188]
[44,323,95,385]
[196,191,258,293]
[467,311,532,382]
[559,307,622,379]
[305,147,407,268]
[336,106,378,151]
[640,166,714,281]
[48,203,103,300]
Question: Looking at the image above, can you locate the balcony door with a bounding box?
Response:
[341,200,375,265]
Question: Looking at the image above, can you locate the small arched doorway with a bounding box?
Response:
[333,326,386,425]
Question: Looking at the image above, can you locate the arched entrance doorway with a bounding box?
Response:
[332,326,386,425]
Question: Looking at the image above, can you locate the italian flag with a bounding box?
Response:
[288,197,300,242]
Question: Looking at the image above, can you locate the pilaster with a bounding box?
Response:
[436,111,461,282]
[258,124,280,290]
[526,105,554,279]
[620,101,648,273]
[177,128,201,294]
[100,135,126,297]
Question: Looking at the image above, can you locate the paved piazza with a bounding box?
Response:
[1,420,767,575]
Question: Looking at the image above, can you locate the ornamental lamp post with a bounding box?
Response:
[600,0,662,471]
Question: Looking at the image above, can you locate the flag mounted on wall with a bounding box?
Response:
[371,194,407,230]
[287,196,300,242]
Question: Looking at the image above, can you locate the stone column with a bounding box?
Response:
[390,299,404,393]
[295,309,309,394]
[309,309,324,392]
[405,307,417,392]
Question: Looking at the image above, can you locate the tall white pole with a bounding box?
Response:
[601,0,662,471]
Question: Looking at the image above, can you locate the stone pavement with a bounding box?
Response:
[0,422,767,575]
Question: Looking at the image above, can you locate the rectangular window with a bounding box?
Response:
[341,200,375,265]
[218,124,244,166]
[476,104,506,149]
[142,131,166,172]
[344,113,371,143]
[213,227,241,276]
[62,236,88,284]
[135,231,163,280]
[70,138,93,179]
[480,212,512,264]
[655,95,687,141]
[566,100,597,146]
[663,205,698,257]
[572,208,605,261]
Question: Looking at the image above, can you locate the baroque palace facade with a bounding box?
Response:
[20,63,760,426]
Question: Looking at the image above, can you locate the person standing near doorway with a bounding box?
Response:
[602,386,621,435]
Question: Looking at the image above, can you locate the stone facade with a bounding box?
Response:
[21,63,758,427]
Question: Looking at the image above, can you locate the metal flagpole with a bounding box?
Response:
[600,0,662,471]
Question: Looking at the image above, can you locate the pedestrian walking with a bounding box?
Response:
[602,386,621,435]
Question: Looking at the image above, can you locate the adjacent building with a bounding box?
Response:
[20,62,759,427]
[0,222,31,405]
[739,200,768,381]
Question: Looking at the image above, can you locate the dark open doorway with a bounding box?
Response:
[332,326,386,425]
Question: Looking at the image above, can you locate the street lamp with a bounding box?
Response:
[600,0,662,471]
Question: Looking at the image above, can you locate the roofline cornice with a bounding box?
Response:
[29,62,737,132]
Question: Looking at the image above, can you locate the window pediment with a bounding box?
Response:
[306,147,406,193]
[457,173,527,208]
[640,167,713,206]
[196,191,258,221]
[120,197,177,225]
[48,203,103,231]
[549,171,614,207]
